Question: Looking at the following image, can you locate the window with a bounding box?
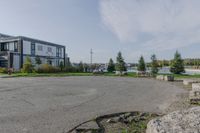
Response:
[1,43,9,51]
[47,47,52,52]
[14,42,18,52]
[56,47,62,57]
[37,45,43,51]
[31,43,35,55]
[56,48,59,57]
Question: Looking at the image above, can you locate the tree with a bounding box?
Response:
[78,61,84,72]
[59,61,64,71]
[151,54,159,75]
[107,58,115,72]
[137,56,146,72]
[170,51,185,74]
[115,52,126,75]
[83,63,89,72]
[35,56,42,66]
[21,56,34,73]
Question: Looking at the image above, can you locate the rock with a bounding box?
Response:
[76,121,100,132]
[189,90,200,104]
[192,83,200,92]
[146,107,200,133]
[156,75,164,80]
[126,116,134,123]
[164,75,174,81]
[189,83,200,103]
[123,113,132,119]
[106,118,117,123]
[183,79,200,86]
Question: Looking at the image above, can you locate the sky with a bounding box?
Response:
[1,0,200,63]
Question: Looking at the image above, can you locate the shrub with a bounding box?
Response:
[0,67,8,73]
[78,61,84,72]
[59,61,64,71]
[21,56,34,73]
[63,66,79,73]
[36,64,60,73]
[35,56,42,65]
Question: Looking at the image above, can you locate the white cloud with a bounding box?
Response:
[100,0,200,51]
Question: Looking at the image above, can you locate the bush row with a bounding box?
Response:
[0,67,8,73]
[22,63,84,73]
[0,65,85,74]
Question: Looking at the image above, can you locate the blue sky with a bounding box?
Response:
[1,0,200,63]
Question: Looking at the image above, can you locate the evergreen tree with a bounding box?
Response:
[107,58,115,72]
[35,56,42,65]
[151,54,159,75]
[115,52,126,75]
[170,51,185,74]
[137,56,146,72]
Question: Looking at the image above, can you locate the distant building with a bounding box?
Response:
[65,54,71,66]
[0,33,66,70]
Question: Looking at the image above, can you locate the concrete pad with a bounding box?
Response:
[183,79,200,85]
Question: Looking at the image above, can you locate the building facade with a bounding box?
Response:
[0,34,65,71]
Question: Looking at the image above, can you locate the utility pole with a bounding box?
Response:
[90,49,93,71]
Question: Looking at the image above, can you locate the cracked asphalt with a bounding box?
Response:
[0,76,186,133]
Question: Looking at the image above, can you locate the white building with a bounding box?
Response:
[0,34,66,71]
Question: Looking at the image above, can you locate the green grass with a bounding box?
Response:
[4,72,93,78]
[0,72,138,78]
[2,71,200,79]
[103,72,137,77]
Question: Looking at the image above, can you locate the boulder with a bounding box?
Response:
[189,90,200,104]
[164,75,174,81]
[156,75,164,80]
[146,107,200,133]
[192,83,200,92]
[189,83,200,103]
[183,79,200,86]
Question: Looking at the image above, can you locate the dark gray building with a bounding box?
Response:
[0,33,66,71]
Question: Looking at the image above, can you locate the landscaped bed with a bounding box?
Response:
[68,112,160,133]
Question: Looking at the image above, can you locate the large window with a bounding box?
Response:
[56,47,62,57]
[47,47,52,52]
[1,43,9,51]
[31,43,35,55]
[14,42,18,52]
[37,45,43,51]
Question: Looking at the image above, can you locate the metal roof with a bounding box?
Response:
[0,34,65,48]
[0,33,13,39]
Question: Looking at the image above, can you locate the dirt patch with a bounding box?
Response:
[163,80,193,113]
[67,112,160,133]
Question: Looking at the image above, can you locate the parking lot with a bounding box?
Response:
[0,76,186,133]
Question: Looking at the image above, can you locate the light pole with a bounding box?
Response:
[90,49,93,72]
